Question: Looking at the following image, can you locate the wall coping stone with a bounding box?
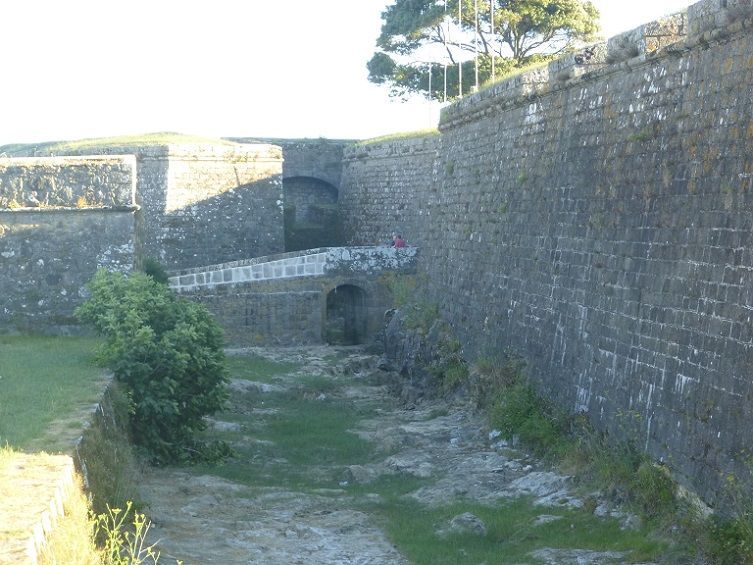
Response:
[169,246,418,292]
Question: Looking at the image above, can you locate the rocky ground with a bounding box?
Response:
[138,346,664,564]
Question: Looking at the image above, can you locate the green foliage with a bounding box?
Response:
[489,381,568,455]
[369,0,600,100]
[428,337,469,391]
[404,300,440,333]
[701,475,753,563]
[382,272,418,308]
[631,461,677,519]
[140,258,169,285]
[470,353,524,408]
[706,513,753,564]
[78,384,141,517]
[477,353,683,524]
[75,269,229,464]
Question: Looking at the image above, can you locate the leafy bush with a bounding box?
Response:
[76,269,229,464]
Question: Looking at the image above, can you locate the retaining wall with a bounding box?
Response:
[340,0,753,504]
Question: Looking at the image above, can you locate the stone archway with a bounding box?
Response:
[324,284,368,345]
[283,176,341,252]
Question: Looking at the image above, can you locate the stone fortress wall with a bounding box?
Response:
[0,143,285,330]
[0,156,137,330]
[339,0,753,503]
[2,0,753,506]
[44,143,286,270]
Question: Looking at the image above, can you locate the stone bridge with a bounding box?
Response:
[169,246,418,346]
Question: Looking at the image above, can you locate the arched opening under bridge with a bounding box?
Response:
[324,284,368,345]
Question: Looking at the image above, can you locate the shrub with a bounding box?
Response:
[428,336,469,392]
[470,353,525,409]
[702,475,753,563]
[489,382,568,455]
[140,258,169,285]
[76,269,229,464]
[630,461,677,518]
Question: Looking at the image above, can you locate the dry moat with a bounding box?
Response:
[138,346,671,564]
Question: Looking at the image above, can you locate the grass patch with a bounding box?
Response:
[226,354,299,383]
[356,128,439,146]
[380,497,665,564]
[0,335,106,450]
[0,132,238,157]
[38,473,99,565]
[48,132,236,152]
[194,357,375,491]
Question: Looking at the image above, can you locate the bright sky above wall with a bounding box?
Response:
[0,0,695,146]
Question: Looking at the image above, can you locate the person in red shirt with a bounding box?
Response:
[393,234,407,248]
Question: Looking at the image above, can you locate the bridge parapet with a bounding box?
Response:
[169,246,418,292]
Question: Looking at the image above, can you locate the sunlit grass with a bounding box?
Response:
[38,473,100,565]
[0,131,238,157]
[0,335,105,450]
[48,131,237,152]
[356,128,440,146]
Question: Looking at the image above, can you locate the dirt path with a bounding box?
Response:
[139,346,664,564]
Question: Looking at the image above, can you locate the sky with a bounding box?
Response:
[0,0,697,146]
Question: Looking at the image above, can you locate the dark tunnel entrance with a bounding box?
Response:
[325,285,368,345]
[283,176,341,252]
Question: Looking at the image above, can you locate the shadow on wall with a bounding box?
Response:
[158,178,284,270]
[283,176,342,252]
[325,284,367,345]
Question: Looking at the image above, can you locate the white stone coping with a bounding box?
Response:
[169,246,418,292]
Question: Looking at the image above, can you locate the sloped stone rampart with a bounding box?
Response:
[340,0,753,504]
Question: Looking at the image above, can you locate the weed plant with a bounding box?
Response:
[94,501,162,565]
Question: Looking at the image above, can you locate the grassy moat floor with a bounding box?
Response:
[139,347,671,564]
[0,339,682,564]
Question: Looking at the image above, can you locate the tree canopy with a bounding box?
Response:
[368,0,600,100]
